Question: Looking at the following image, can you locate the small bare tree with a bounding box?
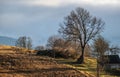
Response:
[92,36,109,77]
[47,35,61,49]
[16,36,32,49]
[59,7,105,63]
[27,37,32,50]
[16,36,27,48]
[46,35,63,58]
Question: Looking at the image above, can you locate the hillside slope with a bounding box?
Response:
[0,54,93,77]
[0,45,93,77]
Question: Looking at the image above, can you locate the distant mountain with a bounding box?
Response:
[0,36,17,46]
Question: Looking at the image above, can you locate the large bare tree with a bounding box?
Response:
[59,7,105,63]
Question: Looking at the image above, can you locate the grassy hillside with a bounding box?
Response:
[0,45,93,77]
[0,45,35,54]
[0,45,119,77]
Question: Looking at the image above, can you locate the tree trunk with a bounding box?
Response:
[97,60,100,77]
[77,48,84,64]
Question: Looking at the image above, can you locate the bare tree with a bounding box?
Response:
[16,36,27,48]
[46,35,62,58]
[59,7,105,63]
[16,36,32,49]
[92,36,109,77]
[27,37,32,50]
[46,35,64,49]
[47,35,57,49]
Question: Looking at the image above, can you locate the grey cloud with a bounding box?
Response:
[0,1,120,46]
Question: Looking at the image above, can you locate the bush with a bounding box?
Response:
[36,49,78,59]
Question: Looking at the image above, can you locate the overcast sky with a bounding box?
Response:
[0,0,120,47]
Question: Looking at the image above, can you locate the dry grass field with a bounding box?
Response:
[0,45,119,77]
[0,45,93,77]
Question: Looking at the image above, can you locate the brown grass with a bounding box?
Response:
[0,45,93,77]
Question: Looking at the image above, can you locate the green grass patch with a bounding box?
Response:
[55,57,120,77]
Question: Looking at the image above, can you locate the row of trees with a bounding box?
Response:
[16,35,119,77]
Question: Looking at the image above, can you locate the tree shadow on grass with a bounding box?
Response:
[0,67,88,77]
[0,67,80,74]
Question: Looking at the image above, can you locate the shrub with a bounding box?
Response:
[36,49,78,59]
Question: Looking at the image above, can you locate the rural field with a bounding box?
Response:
[0,45,119,77]
[0,45,94,77]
